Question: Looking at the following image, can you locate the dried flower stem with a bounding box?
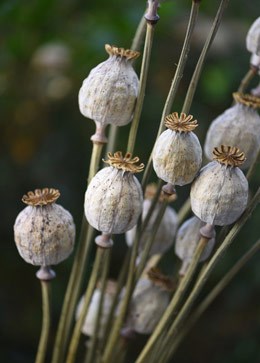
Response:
[156,187,260,362]
[131,13,147,52]
[85,250,111,363]
[162,238,260,361]
[35,280,51,363]
[65,247,107,363]
[51,142,104,363]
[136,235,209,363]
[182,0,229,115]
[237,67,258,93]
[141,0,200,188]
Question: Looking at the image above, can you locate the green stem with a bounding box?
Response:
[131,14,147,52]
[127,22,155,154]
[135,235,209,363]
[160,187,260,361]
[141,0,200,190]
[65,247,107,363]
[246,147,260,182]
[182,0,229,115]
[85,250,111,363]
[35,281,51,363]
[164,239,260,360]
[177,197,191,225]
[105,125,119,155]
[51,142,104,363]
[237,67,258,94]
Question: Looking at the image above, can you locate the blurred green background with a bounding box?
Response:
[1,0,260,362]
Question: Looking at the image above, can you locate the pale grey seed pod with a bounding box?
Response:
[76,280,117,338]
[153,112,202,188]
[14,188,75,266]
[125,184,178,256]
[84,152,144,247]
[125,272,171,335]
[191,146,248,226]
[175,216,216,275]
[246,17,260,56]
[79,44,139,127]
[204,93,260,169]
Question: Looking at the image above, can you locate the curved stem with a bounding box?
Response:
[35,280,51,363]
[66,247,107,363]
[237,67,258,94]
[131,14,147,52]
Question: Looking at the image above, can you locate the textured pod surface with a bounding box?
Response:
[76,280,116,338]
[125,199,178,256]
[246,17,260,55]
[85,167,143,234]
[190,161,248,226]
[175,216,215,264]
[153,129,202,185]
[204,103,260,169]
[125,278,170,335]
[78,52,139,126]
[14,204,75,266]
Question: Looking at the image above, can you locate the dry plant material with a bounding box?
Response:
[14,188,75,266]
[204,92,260,169]
[190,146,249,226]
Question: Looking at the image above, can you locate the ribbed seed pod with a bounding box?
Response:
[204,92,260,169]
[175,216,216,275]
[14,188,75,266]
[125,184,178,256]
[124,269,171,335]
[246,17,260,56]
[79,44,140,142]
[152,112,202,189]
[84,152,144,248]
[76,280,117,338]
[191,146,249,226]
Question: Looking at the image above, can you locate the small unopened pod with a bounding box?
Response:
[191,146,249,226]
[76,280,117,339]
[175,216,216,275]
[204,93,260,169]
[124,270,172,335]
[79,44,139,142]
[84,152,144,248]
[14,188,75,266]
[125,183,178,256]
[152,112,202,191]
[246,17,260,56]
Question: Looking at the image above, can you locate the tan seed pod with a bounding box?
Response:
[125,184,178,256]
[246,17,260,56]
[76,280,117,338]
[175,216,216,275]
[191,146,249,226]
[14,188,75,266]
[79,44,139,128]
[84,152,144,246]
[204,93,260,169]
[152,112,202,186]
[124,275,170,335]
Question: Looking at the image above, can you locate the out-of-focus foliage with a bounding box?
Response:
[0,0,259,362]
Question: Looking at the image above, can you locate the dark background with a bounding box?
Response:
[1,0,260,362]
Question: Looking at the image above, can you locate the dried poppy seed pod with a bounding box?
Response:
[175,216,216,275]
[124,270,171,335]
[84,152,144,248]
[79,44,140,143]
[191,146,249,226]
[204,93,260,170]
[152,112,202,193]
[76,280,117,338]
[125,184,178,256]
[246,17,260,56]
[14,188,76,275]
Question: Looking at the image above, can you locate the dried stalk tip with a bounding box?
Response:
[22,188,60,206]
[165,112,198,133]
[213,145,246,167]
[103,151,144,173]
[233,92,260,109]
[105,44,140,61]
[147,267,175,292]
